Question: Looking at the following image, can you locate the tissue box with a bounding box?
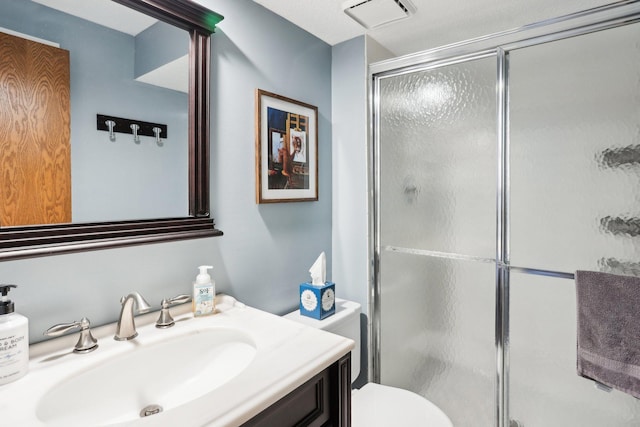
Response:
[299,282,335,320]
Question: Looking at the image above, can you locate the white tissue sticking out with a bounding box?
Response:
[309,252,326,286]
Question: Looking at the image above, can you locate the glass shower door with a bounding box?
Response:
[376,55,498,426]
[509,21,640,427]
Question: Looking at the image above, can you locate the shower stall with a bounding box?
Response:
[370,2,640,426]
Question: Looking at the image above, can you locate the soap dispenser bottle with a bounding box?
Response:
[0,285,28,385]
[192,266,215,317]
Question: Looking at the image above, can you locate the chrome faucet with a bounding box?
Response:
[114,292,151,341]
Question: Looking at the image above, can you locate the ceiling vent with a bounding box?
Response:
[342,0,416,29]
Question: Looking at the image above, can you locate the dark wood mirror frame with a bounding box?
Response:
[0,0,224,261]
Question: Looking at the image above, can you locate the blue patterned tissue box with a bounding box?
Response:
[299,282,335,320]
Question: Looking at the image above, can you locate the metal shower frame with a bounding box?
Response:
[368,2,640,426]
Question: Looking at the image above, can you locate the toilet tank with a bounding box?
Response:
[284,298,361,383]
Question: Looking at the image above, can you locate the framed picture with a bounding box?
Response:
[255,89,318,203]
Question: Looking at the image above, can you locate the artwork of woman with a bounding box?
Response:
[290,132,306,163]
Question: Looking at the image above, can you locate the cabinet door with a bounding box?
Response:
[242,355,351,427]
[0,31,71,226]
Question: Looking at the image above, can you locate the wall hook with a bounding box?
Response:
[152,127,163,146]
[130,123,141,144]
[105,120,116,142]
[97,114,168,143]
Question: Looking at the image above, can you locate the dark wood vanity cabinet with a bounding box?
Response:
[242,353,351,427]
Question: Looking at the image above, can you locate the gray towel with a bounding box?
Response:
[576,270,640,398]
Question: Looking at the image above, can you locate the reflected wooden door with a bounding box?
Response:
[0,32,71,226]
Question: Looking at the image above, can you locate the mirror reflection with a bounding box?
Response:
[0,0,190,227]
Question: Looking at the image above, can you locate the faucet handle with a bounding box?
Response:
[44,317,98,354]
[156,294,191,329]
[166,294,191,306]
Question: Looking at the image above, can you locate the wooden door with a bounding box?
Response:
[0,31,71,226]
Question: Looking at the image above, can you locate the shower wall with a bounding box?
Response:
[375,7,640,427]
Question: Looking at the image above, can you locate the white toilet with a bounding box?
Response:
[285,298,453,427]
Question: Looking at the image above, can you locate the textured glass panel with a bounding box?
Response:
[378,56,497,258]
[379,251,495,427]
[511,273,640,426]
[510,23,640,274]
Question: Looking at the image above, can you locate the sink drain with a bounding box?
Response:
[140,404,163,417]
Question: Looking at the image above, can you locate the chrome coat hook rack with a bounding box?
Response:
[96,114,167,145]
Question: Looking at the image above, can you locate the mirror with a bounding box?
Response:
[2,0,191,225]
[0,0,224,260]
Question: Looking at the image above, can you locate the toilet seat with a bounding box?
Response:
[351,383,453,427]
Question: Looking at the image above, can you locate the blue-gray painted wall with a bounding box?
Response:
[332,35,369,385]
[205,0,334,312]
[135,21,188,78]
[331,36,368,314]
[0,0,334,344]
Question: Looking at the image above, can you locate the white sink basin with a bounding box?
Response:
[36,327,256,426]
[0,294,354,427]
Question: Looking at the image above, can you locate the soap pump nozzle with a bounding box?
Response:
[0,284,17,315]
[196,265,213,284]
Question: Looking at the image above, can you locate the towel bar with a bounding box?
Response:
[510,266,575,280]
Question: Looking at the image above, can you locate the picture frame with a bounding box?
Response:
[255,89,318,203]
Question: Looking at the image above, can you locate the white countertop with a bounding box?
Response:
[0,295,354,426]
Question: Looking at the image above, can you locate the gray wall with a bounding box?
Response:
[135,21,188,78]
[0,0,333,344]
[331,35,368,385]
[331,36,367,311]
[205,0,334,313]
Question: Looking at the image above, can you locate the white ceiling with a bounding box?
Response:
[253,0,616,57]
[32,0,619,56]
[33,0,156,35]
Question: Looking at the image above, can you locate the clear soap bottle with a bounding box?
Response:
[192,266,215,316]
[0,285,29,385]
